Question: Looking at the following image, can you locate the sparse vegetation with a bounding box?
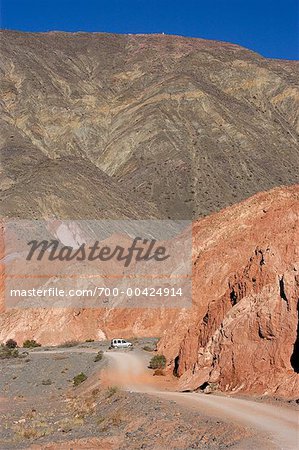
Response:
[23,339,41,348]
[106,385,119,398]
[110,410,123,426]
[91,388,99,397]
[85,339,94,342]
[0,344,19,359]
[14,424,50,440]
[149,354,166,369]
[73,372,87,386]
[98,410,124,432]
[56,416,84,432]
[58,340,79,348]
[5,339,18,348]
[94,350,103,362]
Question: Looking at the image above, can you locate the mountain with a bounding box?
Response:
[1,30,298,219]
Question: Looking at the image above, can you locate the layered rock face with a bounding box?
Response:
[158,185,299,398]
[1,31,299,219]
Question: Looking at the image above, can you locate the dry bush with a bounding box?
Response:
[14,421,51,440]
[94,350,103,362]
[111,410,123,426]
[149,354,166,369]
[106,386,119,398]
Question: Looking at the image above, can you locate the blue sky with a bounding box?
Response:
[1,0,298,60]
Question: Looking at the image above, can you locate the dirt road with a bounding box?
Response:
[106,351,299,450]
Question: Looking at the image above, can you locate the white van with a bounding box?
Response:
[110,338,133,349]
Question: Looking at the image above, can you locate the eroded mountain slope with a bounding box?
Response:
[1,31,299,218]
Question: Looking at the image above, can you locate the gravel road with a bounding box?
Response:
[106,350,299,450]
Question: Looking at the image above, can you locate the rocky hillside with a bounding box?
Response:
[158,185,299,399]
[1,30,299,219]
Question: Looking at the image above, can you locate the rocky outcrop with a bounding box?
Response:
[158,185,299,399]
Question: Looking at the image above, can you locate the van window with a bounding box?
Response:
[117,340,121,344]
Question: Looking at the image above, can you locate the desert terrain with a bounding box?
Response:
[0,30,298,449]
[1,340,298,449]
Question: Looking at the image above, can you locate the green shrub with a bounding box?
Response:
[5,339,18,348]
[73,372,87,386]
[23,339,41,348]
[94,350,103,362]
[0,344,19,359]
[148,354,166,369]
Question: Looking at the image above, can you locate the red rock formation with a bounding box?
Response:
[158,185,299,399]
